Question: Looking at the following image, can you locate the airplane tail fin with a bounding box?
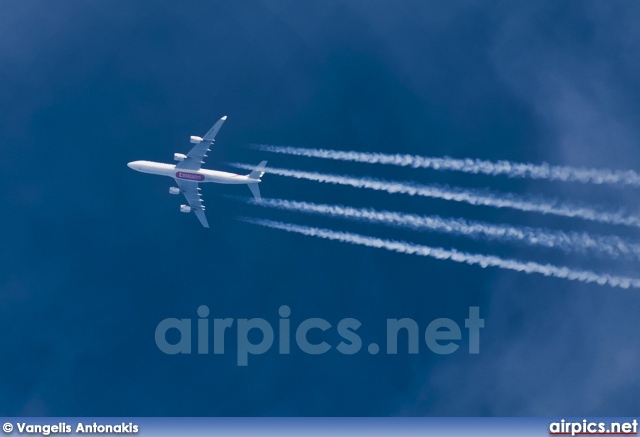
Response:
[248,183,261,201]
[248,160,267,181]
[247,160,266,201]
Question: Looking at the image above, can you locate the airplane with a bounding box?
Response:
[127,115,266,228]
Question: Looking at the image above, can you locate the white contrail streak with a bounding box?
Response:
[237,197,640,259]
[251,144,640,187]
[239,217,640,289]
[231,163,640,228]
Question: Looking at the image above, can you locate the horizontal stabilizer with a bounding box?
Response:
[248,160,268,180]
[248,183,261,201]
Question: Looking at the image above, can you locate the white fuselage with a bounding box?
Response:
[127,160,255,185]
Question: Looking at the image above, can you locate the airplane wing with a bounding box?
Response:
[175,116,227,171]
[175,179,209,228]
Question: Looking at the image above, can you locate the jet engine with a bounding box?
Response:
[174,153,187,161]
[169,187,180,195]
[180,205,192,213]
[190,136,203,144]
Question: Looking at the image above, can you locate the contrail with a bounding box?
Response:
[236,197,640,259]
[251,144,640,187]
[239,217,640,289]
[231,163,640,228]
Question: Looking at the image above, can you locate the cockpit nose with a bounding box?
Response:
[127,161,138,170]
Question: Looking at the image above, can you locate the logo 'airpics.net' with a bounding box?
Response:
[155,305,484,366]
[176,171,204,181]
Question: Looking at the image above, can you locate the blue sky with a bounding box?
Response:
[1,1,640,416]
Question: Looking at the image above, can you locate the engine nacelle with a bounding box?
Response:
[174,153,187,162]
[190,136,203,144]
[180,205,192,214]
[169,187,180,195]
